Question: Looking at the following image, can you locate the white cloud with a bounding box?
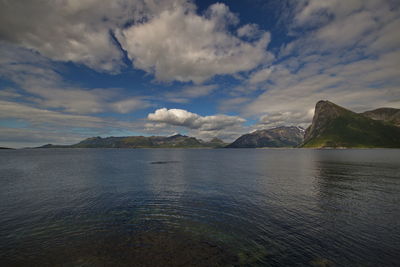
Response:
[117,3,272,83]
[237,24,261,39]
[205,2,239,29]
[248,67,273,84]
[294,0,364,27]
[147,108,245,131]
[1,1,273,82]
[315,11,376,48]
[368,17,400,53]
[0,0,193,73]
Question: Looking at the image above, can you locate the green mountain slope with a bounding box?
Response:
[302,101,400,148]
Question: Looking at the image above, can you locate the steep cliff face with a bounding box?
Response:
[226,126,305,148]
[303,100,353,144]
[302,100,400,148]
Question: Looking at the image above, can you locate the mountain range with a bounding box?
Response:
[34,100,400,149]
[39,134,227,149]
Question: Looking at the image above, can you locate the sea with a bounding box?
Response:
[0,148,399,266]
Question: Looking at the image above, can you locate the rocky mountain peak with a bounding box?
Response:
[304,100,352,143]
[226,126,304,148]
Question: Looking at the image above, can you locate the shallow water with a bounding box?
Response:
[0,148,399,266]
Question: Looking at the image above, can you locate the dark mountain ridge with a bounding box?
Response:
[226,126,305,148]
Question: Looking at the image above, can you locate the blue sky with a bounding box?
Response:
[0,0,399,147]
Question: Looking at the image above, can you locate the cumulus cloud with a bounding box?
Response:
[117,3,272,83]
[0,0,194,73]
[0,0,272,82]
[147,108,245,131]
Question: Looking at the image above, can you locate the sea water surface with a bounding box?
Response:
[0,148,399,266]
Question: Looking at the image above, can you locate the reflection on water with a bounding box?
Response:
[0,148,399,266]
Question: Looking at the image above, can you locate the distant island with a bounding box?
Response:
[36,100,400,149]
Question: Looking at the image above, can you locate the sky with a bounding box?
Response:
[0,0,399,148]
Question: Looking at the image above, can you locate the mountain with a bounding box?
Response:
[0,147,14,149]
[203,137,227,148]
[362,108,400,127]
[301,100,400,148]
[38,134,225,149]
[226,126,305,148]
